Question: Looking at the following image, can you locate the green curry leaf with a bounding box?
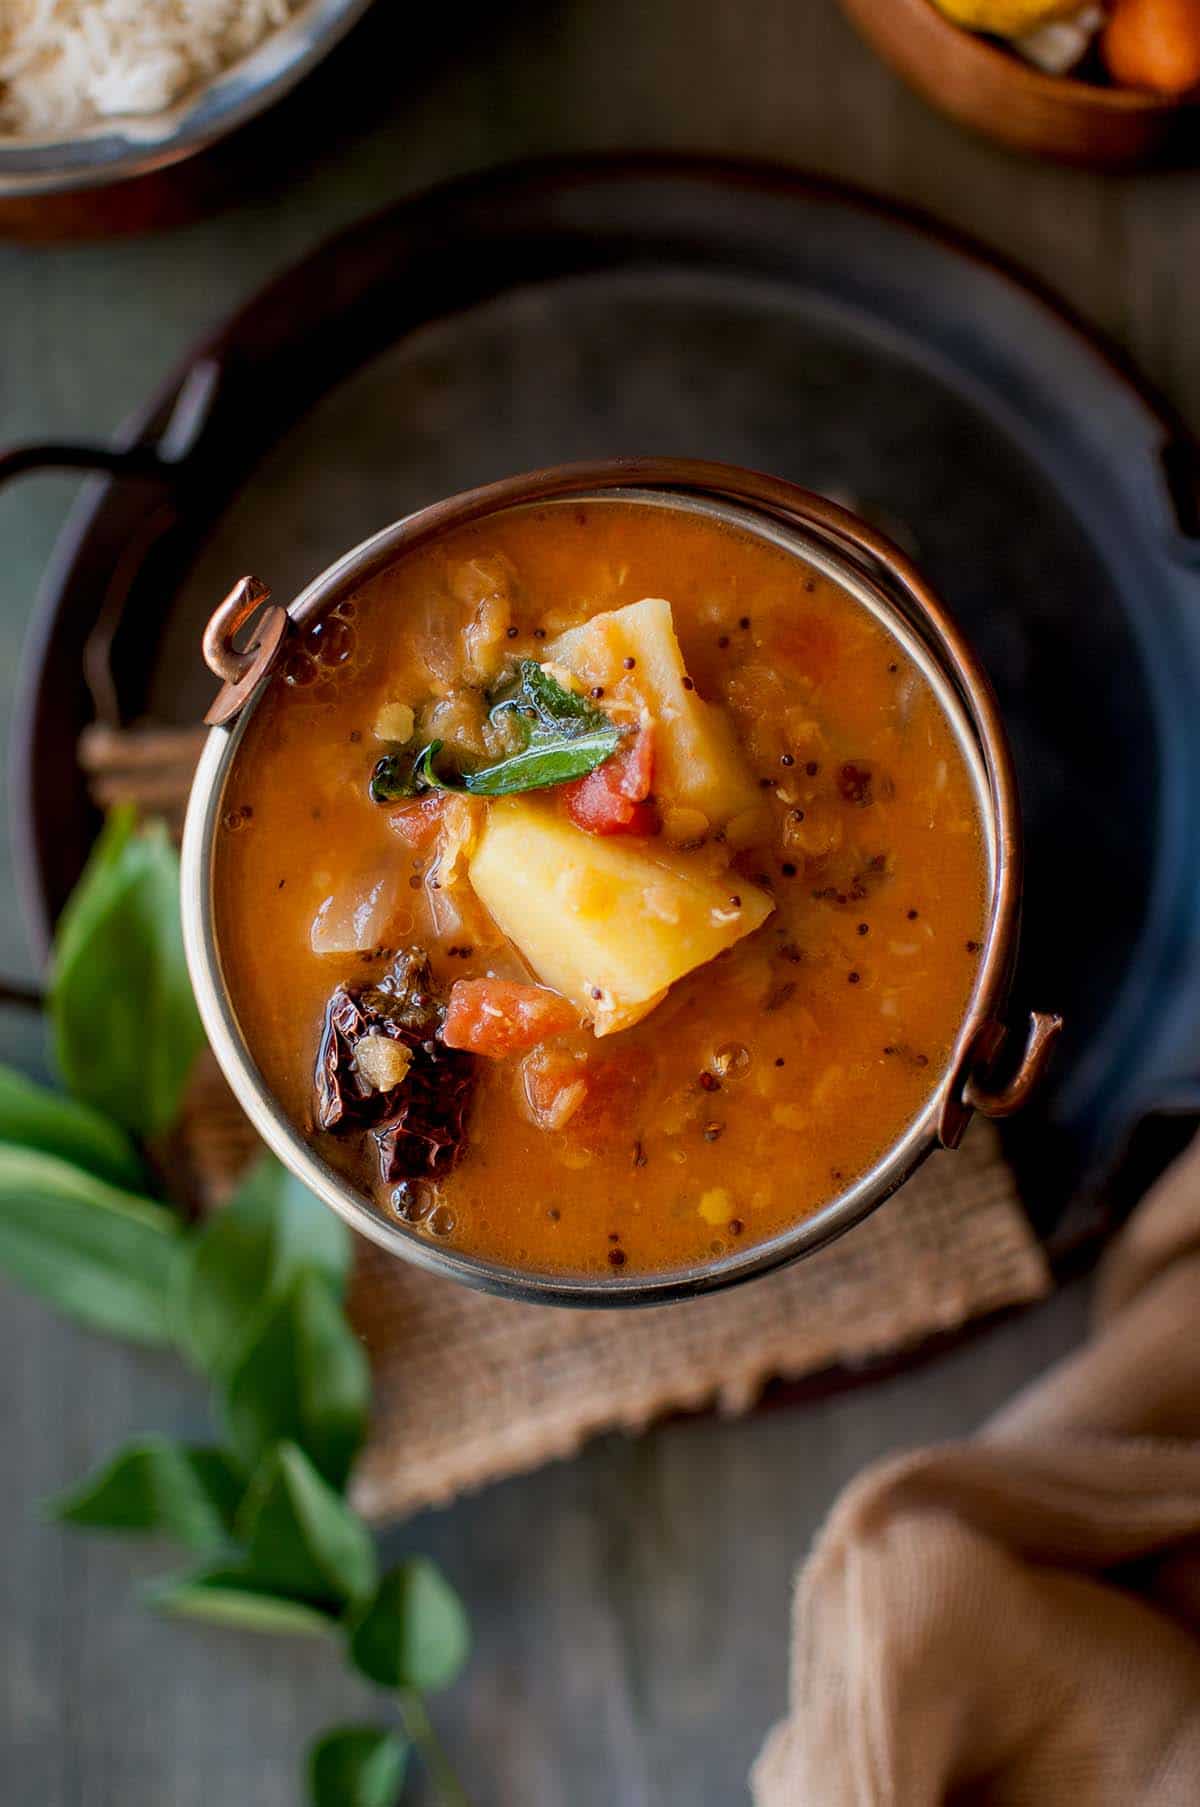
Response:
[172,1154,351,1381]
[221,1270,369,1491]
[16,805,473,1805]
[308,1726,408,1807]
[0,1143,181,1344]
[47,1439,242,1553]
[0,1063,146,1192]
[145,1567,338,1638]
[371,662,624,802]
[414,728,623,797]
[369,747,426,804]
[348,1559,471,1693]
[489,659,613,737]
[50,802,136,959]
[50,808,206,1140]
[235,1442,377,1606]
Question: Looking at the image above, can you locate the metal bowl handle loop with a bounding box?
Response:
[202,576,290,727]
[964,1011,1064,1120]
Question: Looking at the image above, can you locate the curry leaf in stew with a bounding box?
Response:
[488,658,613,737]
[369,746,427,804]
[371,661,625,802]
[413,725,623,797]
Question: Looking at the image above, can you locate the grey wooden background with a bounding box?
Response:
[2,2,1196,1800]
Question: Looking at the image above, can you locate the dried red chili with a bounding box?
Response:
[315,948,475,1185]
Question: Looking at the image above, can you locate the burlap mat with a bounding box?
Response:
[87,725,1052,1523]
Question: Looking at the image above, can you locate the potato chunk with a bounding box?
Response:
[550,597,761,825]
[468,797,773,1035]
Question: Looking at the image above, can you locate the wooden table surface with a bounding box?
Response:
[1,4,1194,1801]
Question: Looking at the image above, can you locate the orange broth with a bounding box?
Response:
[215,498,987,1278]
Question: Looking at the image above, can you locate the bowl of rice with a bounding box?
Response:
[0,0,374,195]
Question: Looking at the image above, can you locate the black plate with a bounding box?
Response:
[8,155,1200,1241]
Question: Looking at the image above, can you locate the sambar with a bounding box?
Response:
[209,488,992,1280]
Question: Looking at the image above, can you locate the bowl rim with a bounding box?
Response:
[183,457,1024,1307]
[0,0,374,197]
[846,0,1192,116]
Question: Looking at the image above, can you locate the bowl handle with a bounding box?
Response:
[201,576,291,727]
[964,1011,1064,1118]
[941,1010,1064,1147]
[0,442,175,488]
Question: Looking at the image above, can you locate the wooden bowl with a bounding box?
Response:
[839,0,1199,166]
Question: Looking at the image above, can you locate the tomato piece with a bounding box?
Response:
[441,979,579,1058]
[387,795,445,848]
[565,785,658,836]
[563,729,658,836]
[519,1046,591,1131]
[518,1044,654,1146]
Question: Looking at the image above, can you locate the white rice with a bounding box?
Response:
[0,0,300,136]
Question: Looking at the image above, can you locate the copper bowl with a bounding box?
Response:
[182,458,1061,1307]
[840,0,1198,168]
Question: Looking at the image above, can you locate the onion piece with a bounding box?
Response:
[310,870,404,955]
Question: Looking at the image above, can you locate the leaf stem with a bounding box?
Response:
[397,1689,469,1807]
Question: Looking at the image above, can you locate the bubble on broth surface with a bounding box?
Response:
[283,649,320,687]
[390,1181,434,1224]
[711,1040,751,1078]
[306,616,357,669]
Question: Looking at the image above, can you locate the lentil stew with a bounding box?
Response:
[213,495,988,1280]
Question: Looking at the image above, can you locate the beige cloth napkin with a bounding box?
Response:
[754,1135,1200,1806]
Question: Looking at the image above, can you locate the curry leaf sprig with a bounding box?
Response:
[0,807,471,1807]
[371,659,624,802]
